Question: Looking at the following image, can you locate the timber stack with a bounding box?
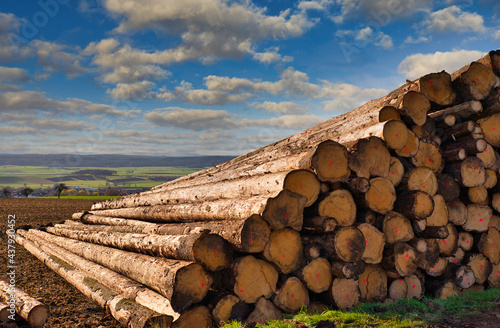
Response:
[16,50,500,327]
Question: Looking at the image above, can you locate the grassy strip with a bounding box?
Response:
[222,288,500,328]
[36,196,122,200]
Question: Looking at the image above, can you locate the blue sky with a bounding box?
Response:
[0,0,499,156]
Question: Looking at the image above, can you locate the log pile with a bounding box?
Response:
[16,50,500,327]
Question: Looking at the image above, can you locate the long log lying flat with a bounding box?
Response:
[65,213,271,253]
[17,229,179,320]
[0,279,48,327]
[24,229,212,312]
[15,232,171,328]
[45,227,233,271]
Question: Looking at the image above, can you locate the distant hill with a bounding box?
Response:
[0,154,236,168]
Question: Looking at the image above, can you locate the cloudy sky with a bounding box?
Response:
[0,0,499,156]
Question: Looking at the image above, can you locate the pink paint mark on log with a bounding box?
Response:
[240,289,244,293]
[395,230,399,233]
[429,81,433,86]
[413,284,416,289]
[406,254,409,258]
[446,184,449,189]
[392,172,395,175]
[285,213,289,217]
[395,134,399,137]
[300,184,303,188]
[429,158,432,163]
[452,203,455,207]
[365,240,368,244]
[291,295,295,298]
[466,240,469,244]
[363,280,366,284]
[214,249,218,253]
[346,294,349,299]
[282,254,285,258]
[201,282,205,287]
[406,148,409,151]
[317,274,320,278]
[442,239,446,244]
[479,218,483,222]
[348,242,351,245]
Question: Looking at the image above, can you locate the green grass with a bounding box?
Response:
[0,165,199,189]
[222,288,500,328]
[38,196,122,200]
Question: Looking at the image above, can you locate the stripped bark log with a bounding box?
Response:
[22,229,212,312]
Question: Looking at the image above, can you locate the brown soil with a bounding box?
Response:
[0,198,121,328]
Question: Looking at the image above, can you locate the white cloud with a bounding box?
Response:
[252,101,307,114]
[495,30,500,40]
[341,27,393,49]
[298,0,334,11]
[0,66,29,83]
[421,6,487,33]
[102,64,170,84]
[144,107,238,130]
[398,49,484,79]
[31,40,89,78]
[375,33,393,49]
[321,82,387,112]
[107,81,156,100]
[403,35,430,44]
[8,118,91,131]
[243,114,325,129]
[0,90,140,118]
[332,0,433,24]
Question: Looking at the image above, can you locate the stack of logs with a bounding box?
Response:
[16,50,500,328]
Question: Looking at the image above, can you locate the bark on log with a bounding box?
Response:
[273,277,309,313]
[211,294,249,327]
[387,157,405,187]
[0,279,48,327]
[298,258,332,293]
[77,214,270,253]
[437,223,459,257]
[382,243,418,277]
[232,256,278,304]
[426,257,448,277]
[344,177,371,194]
[330,261,365,279]
[302,216,337,234]
[23,229,211,312]
[447,157,486,187]
[357,223,385,264]
[262,228,303,274]
[452,61,497,101]
[437,174,461,202]
[412,238,440,270]
[45,227,232,271]
[358,264,387,302]
[17,229,179,319]
[429,100,482,121]
[426,194,448,227]
[447,200,467,226]
[393,191,434,221]
[488,263,500,287]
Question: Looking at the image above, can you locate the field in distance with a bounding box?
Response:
[0,165,199,190]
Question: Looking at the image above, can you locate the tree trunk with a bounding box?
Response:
[418,71,457,107]
[273,277,309,313]
[45,227,232,272]
[79,214,270,253]
[298,258,332,293]
[22,229,211,312]
[0,279,48,327]
[357,264,387,302]
[17,229,179,319]
[262,229,303,274]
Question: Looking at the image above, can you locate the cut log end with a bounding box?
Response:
[284,169,321,207]
[233,256,278,304]
[193,234,233,272]
[299,258,332,293]
[262,189,306,231]
[365,177,396,215]
[173,263,213,311]
[317,189,357,226]
[273,277,310,313]
[263,229,303,274]
[239,215,271,253]
[311,140,351,183]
